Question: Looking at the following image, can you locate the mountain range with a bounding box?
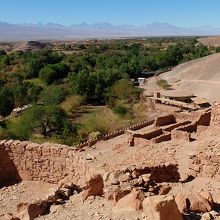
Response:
[1,21,220,41]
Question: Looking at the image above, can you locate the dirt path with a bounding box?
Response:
[177,141,200,180]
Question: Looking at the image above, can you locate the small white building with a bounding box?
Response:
[138,78,146,85]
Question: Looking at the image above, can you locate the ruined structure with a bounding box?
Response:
[0,102,219,220]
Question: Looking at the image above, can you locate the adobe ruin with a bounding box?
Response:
[0,102,219,219]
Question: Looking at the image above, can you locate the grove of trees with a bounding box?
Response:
[0,37,214,144]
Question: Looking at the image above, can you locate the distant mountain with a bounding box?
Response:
[1,21,220,41]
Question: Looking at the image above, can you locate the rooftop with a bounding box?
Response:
[160,90,194,98]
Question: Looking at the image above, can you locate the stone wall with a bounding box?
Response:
[155,115,176,127]
[0,140,93,187]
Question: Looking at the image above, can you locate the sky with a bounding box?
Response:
[0,0,220,27]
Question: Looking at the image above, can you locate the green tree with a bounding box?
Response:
[7,105,67,139]
[0,86,14,117]
[0,50,6,56]
[40,86,68,105]
[39,63,69,85]
[69,70,96,99]
[14,82,42,106]
[27,58,43,78]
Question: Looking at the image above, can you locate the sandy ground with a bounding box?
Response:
[199,36,220,47]
[142,53,220,103]
[0,181,56,214]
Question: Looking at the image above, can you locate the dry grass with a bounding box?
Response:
[60,95,84,115]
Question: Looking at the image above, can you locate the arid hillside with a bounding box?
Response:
[153,53,220,103]
[0,41,51,51]
[199,36,220,47]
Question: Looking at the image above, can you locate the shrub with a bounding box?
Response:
[157,79,172,90]
[61,95,84,114]
[113,104,128,116]
[105,79,140,107]
[216,47,220,53]
[40,86,68,105]
[27,58,43,78]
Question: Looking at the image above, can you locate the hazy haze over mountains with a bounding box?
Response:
[1,21,220,41]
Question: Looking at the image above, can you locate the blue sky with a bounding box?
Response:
[0,0,220,27]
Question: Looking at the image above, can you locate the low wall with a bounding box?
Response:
[0,140,94,187]
[171,130,191,142]
[177,122,197,133]
[151,132,171,143]
[134,129,163,140]
[155,114,176,127]
[163,121,191,132]
[74,119,155,149]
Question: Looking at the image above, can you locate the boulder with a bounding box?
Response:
[141,174,151,185]
[104,185,131,203]
[175,193,187,213]
[82,174,104,201]
[186,193,212,213]
[118,173,131,182]
[199,192,214,207]
[0,213,19,220]
[16,202,45,220]
[143,195,183,220]
[114,190,145,212]
[57,188,72,198]
[158,184,172,195]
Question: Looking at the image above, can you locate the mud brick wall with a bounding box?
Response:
[197,111,211,126]
[188,146,220,178]
[134,129,163,140]
[151,132,171,143]
[155,115,176,127]
[0,140,94,187]
[174,111,202,122]
[171,130,191,141]
[177,122,197,133]
[163,121,191,132]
